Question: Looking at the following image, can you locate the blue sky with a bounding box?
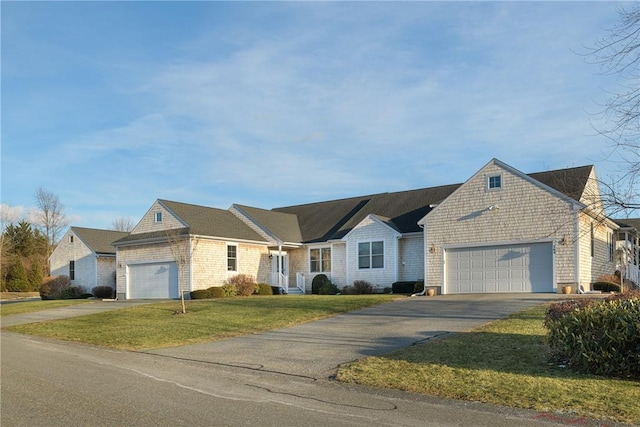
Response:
[1,1,633,230]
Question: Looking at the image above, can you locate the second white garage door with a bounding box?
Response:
[128,262,179,299]
[445,242,553,293]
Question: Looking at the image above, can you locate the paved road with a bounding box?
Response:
[1,294,622,426]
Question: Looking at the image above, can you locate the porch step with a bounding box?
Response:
[286,287,304,295]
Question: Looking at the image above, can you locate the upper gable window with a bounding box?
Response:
[69,235,74,243]
[488,174,502,190]
[155,212,163,223]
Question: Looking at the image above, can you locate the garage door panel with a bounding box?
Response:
[128,262,178,299]
[446,243,553,294]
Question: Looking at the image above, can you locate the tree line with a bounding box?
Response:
[1,188,135,292]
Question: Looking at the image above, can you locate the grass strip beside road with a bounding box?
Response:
[5,295,397,350]
[336,304,640,425]
[1,299,94,316]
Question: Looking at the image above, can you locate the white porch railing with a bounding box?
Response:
[625,264,639,286]
[268,272,289,291]
[296,273,305,292]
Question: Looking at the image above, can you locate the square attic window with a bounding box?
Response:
[488,174,502,190]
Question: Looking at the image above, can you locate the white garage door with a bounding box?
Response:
[128,262,179,299]
[446,242,553,293]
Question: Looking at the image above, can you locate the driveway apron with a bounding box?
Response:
[147,294,562,379]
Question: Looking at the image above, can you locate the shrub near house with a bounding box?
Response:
[545,291,640,379]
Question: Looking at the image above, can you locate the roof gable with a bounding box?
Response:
[71,227,129,255]
[160,200,267,242]
[115,200,267,245]
[231,204,303,244]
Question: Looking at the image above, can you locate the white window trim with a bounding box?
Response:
[487,174,503,191]
[227,243,238,272]
[154,212,163,223]
[309,246,331,273]
[357,240,385,270]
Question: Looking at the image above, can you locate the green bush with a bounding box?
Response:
[210,286,226,298]
[6,260,29,292]
[392,281,417,294]
[221,284,237,298]
[190,289,215,299]
[61,285,87,300]
[545,296,640,379]
[256,283,273,295]
[312,274,331,295]
[319,282,339,295]
[271,286,283,295]
[592,281,621,293]
[92,286,115,299]
[40,275,71,300]
[227,274,257,296]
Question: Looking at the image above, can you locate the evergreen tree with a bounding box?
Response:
[28,261,44,292]
[7,259,29,292]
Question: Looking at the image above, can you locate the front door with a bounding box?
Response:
[271,252,288,288]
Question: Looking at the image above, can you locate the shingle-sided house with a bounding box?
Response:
[418,159,619,294]
[113,159,624,299]
[50,227,129,291]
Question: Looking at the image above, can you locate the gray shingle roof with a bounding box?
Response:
[273,165,594,243]
[71,227,129,255]
[160,200,267,242]
[233,205,303,244]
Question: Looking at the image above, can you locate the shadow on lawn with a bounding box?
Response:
[370,330,592,381]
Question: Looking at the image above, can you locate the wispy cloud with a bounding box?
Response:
[1,1,625,227]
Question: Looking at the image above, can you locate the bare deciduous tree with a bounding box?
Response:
[111,217,136,232]
[587,4,640,214]
[33,187,68,262]
[165,228,198,314]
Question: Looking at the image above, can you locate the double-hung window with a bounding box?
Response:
[69,260,75,280]
[488,174,502,190]
[310,247,331,272]
[358,241,384,269]
[227,245,237,271]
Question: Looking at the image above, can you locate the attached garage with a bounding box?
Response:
[127,262,179,299]
[445,242,553,293]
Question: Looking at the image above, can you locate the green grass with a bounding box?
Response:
[336,305,640,425]
[5,295,397,350]
[1,299,94,316]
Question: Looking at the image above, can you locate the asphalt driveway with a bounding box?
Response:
[147,293,562,379]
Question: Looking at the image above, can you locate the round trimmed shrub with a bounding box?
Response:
[92,286,115,299]
[221,284,237,297]
[312,274,330,295]
[256,283,273,295]
[190,289,214,299]
[319,282,339,295]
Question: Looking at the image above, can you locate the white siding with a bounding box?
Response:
[424,161,578,292]
[344,216,400,290]
[50,229,97,291]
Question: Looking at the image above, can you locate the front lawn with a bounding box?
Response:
[336,304,640,425]
[1,299,94,316]
[4,295,397,350]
